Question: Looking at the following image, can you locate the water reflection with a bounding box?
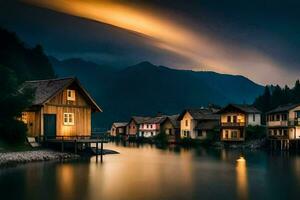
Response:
[236,157,248,200]
[2,143,300,200]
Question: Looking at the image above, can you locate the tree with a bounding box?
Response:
[291,80,300,103]
[0,65,33,143]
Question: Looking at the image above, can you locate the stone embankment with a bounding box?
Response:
[0,150,79,168]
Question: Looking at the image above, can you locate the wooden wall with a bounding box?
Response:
[43,105,91,137]
[23,111,41,137]
[24,83,93,137]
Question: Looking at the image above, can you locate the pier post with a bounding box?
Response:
[101,142,103,163]
[61,141,64,152]
[96,142,99,163]
[74,140,77,154]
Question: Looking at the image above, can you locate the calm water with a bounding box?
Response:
[1,143,300,200]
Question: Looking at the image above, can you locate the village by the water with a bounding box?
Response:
[18,77,300,157]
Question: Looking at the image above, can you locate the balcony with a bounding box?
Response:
[267,120,300,127]
[221,122,245,127]
[267,121,288,127]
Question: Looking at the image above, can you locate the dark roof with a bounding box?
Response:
[130,116,151,124]
[161,114,180,128]
[196,120,220,130]
[112,122,128,128]
[266,103,300,114]
[21,77,102,112]
[217,104,261,114]
[143,116,167,124]
[178,108,220,121]
[168,114,180,128]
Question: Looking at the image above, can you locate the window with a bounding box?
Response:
[21,112,28,124]
[276,114,280,121]
[283,129,288,136]
[225,130,229,139]
[64,113,74,125]
[185,120,188,127]
[147,125,149,128]
[295,111,300,119]
[282,114,288,121]
[227,116,231,122]
[232,131,238,138]
[253,114,256,122]
[233,116,237,123]
[150,125,153,128]
[67,90,76,101]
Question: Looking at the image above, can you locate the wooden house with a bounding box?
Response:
[110,122,128,137]
[21,77,102,138]
[177,108,220,140]
[266,104,300,140]
[138,116,167,138]
[160,114,180,142]
[127,116,150,137]
[217,104,261,142]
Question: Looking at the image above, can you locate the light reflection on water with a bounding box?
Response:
[1,142,300,200]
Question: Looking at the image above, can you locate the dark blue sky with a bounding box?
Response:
[0,0,299,86]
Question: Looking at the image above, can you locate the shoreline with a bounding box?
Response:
[0,150,80,168]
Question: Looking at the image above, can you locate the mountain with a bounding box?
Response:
[50,58,264,129]
[0,27,55,82]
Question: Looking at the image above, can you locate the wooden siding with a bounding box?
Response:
[24,84,93,137]
[47,85,88,107]
[127,120,138,135]
[44,105,91,137]
[23,111,41,137]
[161,120,175,135]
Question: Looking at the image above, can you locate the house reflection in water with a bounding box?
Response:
[236,157,248,200]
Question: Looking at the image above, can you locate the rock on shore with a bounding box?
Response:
[0,150,79,168]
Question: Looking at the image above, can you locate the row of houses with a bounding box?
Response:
[110,104,264,142]
[19,77,300,147]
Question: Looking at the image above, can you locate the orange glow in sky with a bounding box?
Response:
[23,0,294,85]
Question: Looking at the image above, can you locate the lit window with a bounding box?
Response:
[67,90,76,101]
[64,113,74,125]
[21,112,28,124]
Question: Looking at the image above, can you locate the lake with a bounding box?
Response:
[0,142,300,200]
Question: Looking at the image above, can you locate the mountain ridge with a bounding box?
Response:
[50,57,264,128]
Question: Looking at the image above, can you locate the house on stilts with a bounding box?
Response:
[20,77,104,153]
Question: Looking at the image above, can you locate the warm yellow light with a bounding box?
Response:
[236,156,246,162]
[236,156,248,199]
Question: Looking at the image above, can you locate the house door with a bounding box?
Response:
[44,114,56,138]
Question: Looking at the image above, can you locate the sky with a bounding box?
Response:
[0,0,300,86]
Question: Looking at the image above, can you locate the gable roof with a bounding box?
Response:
[160,114,180,128]
[143,116,167,124]
[130,116,152,124]
[112,122,128,128]
[178,108,219,121]
[266,103,300,114]
[21,77,102,112]
[217,104,261,114]
[168,114,180,128]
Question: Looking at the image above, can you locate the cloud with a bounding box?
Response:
[23,0,299,86]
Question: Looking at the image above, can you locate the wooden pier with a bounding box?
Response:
[42,135,108,162]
